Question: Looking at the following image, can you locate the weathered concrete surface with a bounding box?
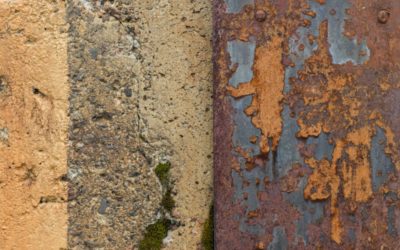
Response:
[0,0,69,249]
[67,0,212,249]
[135,1,213,249]
[66,1,162,248]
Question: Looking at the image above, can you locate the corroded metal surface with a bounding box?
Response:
[214,0,400,249]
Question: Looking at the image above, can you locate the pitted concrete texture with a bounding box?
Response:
[67,0,162,249]
[0,0,69,249]
[135,0,213,249]
[67,0,212,248]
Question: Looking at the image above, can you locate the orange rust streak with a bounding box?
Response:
[303,158,334,200]
[297,20,379,244]
[343,127,373,202]
[227,37,284,154]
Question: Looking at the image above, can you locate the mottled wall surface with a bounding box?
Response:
[67,0,212,249]
[66,1,162,248]
[0,0,69,249]
[136,1,213,249]
[0,0,212,249]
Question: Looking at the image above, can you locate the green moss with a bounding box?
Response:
[161,188,175,213]
[139,162,176,249]
[155,162,175,212]
[139,219,171,250]
[201,204,214,250]
[155,162,171,188]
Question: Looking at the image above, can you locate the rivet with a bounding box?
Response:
[255,10,267,22]
[378,9,390,24]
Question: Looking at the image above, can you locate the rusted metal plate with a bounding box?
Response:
[213,0,400,249]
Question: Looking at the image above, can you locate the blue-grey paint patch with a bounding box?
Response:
[242,167,267,211]
[285,177,325,245]
[227,39,256,88]
[224,0,253,14]
[370,127,395,192]
[234,162,269,235]
[230,96,261,155]
[228,38,266,235]
[234,157,270,235]
[310,1,370,65]
[276,106,326,246]
[306,132,334,161]
[276,105,303,177]
[268,226,288,250]
[285,0,370,93]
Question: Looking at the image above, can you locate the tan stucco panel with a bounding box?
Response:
[0,1,68,249]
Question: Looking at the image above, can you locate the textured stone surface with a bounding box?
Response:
[135,1,213,249]
[0,0,69,249]
[0,0,212,248]
[66,1,161,248]
[67,0,212,249]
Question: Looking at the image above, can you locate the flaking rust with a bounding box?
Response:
[214,0,400,249]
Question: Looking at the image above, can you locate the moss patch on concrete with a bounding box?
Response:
[161,188,175,213]
[155,162,171,188]
[201,204,214,250]
[139,219,171,250]
[139,162,176,249]
[155,162,175,213]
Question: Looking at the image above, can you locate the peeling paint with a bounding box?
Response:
[215,0,400,248]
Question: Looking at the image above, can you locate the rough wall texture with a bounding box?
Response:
[67,0,162,248]
[214,0,400,249]
[0,0,69,249]
[0,0,212,249]
[135,1,213,249]
[67,0,212,249]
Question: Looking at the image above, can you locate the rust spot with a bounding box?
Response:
[304,10,316,18]
[314,0,326,5]
[302,19,312,27]
[378,9,390,24]
[255,241,265,249]
[255,10,267,22]
[248,210,259,219]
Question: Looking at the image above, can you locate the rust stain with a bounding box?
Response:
[214,0,400,248]
[227,37,284,154]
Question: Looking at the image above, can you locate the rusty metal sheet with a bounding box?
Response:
[213,0,400,249]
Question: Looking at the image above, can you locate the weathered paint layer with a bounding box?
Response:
[214,0,400,249]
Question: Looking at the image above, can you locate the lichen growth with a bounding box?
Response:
[139,219,171,250]
[201,204,214,250]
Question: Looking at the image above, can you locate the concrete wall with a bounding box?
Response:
[0,0,212,249]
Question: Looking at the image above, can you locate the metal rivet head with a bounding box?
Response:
[255,10,267,22]
[378,9,390,24]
